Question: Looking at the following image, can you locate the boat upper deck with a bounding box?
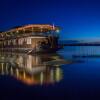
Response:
[0,24,60,40]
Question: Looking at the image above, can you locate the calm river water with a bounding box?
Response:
[0,46,100,100]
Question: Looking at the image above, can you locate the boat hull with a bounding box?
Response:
[0,46,62,54]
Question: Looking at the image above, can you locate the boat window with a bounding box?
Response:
[27,38,31,44]
[18,38,24,45]
[8,40,11,45]
[13,39,16,45]
[24,38,27,44]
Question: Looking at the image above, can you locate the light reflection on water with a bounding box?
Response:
[1,46,100,99]
[0,52,73,86]
[1,46,100,86]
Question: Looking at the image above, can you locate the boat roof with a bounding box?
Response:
[0,24,60,39]
[6,24,60,32]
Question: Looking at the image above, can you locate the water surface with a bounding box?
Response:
[1,46,100,100]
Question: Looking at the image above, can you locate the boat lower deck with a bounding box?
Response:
[0,46,62,54]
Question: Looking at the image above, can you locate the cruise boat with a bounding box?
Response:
[0,24,61,53]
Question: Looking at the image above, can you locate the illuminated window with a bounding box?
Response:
[13,39,16,45]
[23,38,27,44]
[8,40,11,45]
[18,38,24,45]
[24,38,27,43]
[18,39,21,45]
[27,38,31,44]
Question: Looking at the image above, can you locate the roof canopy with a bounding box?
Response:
[0,24,60,39]
[7,24,60,32]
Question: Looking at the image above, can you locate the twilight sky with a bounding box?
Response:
[0,0,100,40]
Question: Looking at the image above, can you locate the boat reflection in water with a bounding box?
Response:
[0,53,72,86]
